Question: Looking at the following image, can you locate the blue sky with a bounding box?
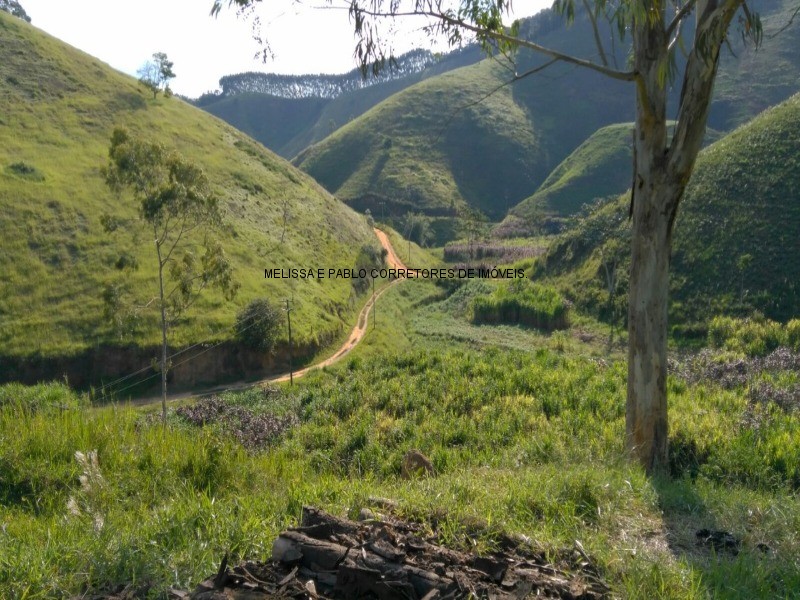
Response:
[21,0,551,97]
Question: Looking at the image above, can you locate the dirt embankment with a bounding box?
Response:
[2,229,406,398]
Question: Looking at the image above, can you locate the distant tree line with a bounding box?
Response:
[197,49,441,103]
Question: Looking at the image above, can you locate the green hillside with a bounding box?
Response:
[539,93,800,326]
[292,10,637,222]
[509,123,635,225]
[0,12,377,362]
[710,0,800,132]
[196,92,330,158]
[505,123,724,232]
[291,2,800,226]
[196,47,482,158]
[294,57,549,221]
[671,94,800,322]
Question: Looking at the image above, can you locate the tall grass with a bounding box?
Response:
[709,315,800,356]
[472,279,569,331]
[2,347,799,598]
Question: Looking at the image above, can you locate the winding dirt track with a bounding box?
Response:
[131,228,407,405]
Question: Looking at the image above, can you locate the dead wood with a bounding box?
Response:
[189,506,610,599]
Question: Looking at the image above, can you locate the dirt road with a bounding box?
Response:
[130,228,407,404]
[267,228,407,383]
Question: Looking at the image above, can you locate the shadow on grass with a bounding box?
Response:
[651,469,795,598]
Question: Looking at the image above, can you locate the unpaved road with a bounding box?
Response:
[130,228,407,405]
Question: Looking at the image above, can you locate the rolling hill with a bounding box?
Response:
[539,92,800,326]
[290,1,800,227]
[292,9,632,222]
[506,122,636,229]
[195,46,483,158]
[0,11,378,381]
[502,123,724,234]
[294,56,552,221]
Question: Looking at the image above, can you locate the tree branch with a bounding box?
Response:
[348,6,637,82]
[162,220,187,266]
[769,2,800,38]
[666,0,699,41]
[668,0,743,215]
[582,0,609,67]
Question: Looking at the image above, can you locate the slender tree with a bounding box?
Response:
[104,128,238,422]
[138,52,176,99]
[213,0,788,473]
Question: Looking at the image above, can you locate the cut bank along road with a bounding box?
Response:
[130,228,408,405]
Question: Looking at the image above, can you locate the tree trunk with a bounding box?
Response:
[156,233,168,424]
[625,0,741,473]
[627,6,671,473]
[627,185,674,472]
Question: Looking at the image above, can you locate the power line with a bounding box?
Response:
[96,306,282,399]
[94,306,269,396]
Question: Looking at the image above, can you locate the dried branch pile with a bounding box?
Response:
[189,506,609,599]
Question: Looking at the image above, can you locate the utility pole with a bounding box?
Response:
[372,275,376,329]
[284,298,293,385]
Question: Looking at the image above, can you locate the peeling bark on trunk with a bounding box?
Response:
[627,187,673,472]
[626,0,742,473]
[627,5,671,473]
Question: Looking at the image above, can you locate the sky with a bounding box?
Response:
[21,0,553,98]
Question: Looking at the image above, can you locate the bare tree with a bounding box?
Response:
[212,0,785,473]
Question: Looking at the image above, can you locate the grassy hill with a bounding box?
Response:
[195,92,330,159]
[294,57,549,221]
[539,92,800,326]
[505,123,724,232]
[196,47,483,158]
[291,2,800,227]
[292,10,635,223]
[0,12,377,366]
[508,123,635,226]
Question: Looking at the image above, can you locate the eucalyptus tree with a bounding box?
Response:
[138,52,176,99]
[213,0,783,473]
[104,128,238,422]
[0,0,31,22]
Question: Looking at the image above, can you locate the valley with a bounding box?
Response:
[1,1,800,599]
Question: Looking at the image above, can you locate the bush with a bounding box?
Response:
[352,244,386,293]
[787,319,800,352]
[0,382,85,414]
[6,161,44,181]
[234,298,281,352]
[708,315,788,356]
[471,279,569,331]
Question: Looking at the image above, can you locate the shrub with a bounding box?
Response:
[234,298,281,352]
[443,242,542,264]
[471,279,569,331]
[708,315,789,356]
[352,244,385,293]
[0,382,86,413]
[786,319,800,352]
[6,161,44,181]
